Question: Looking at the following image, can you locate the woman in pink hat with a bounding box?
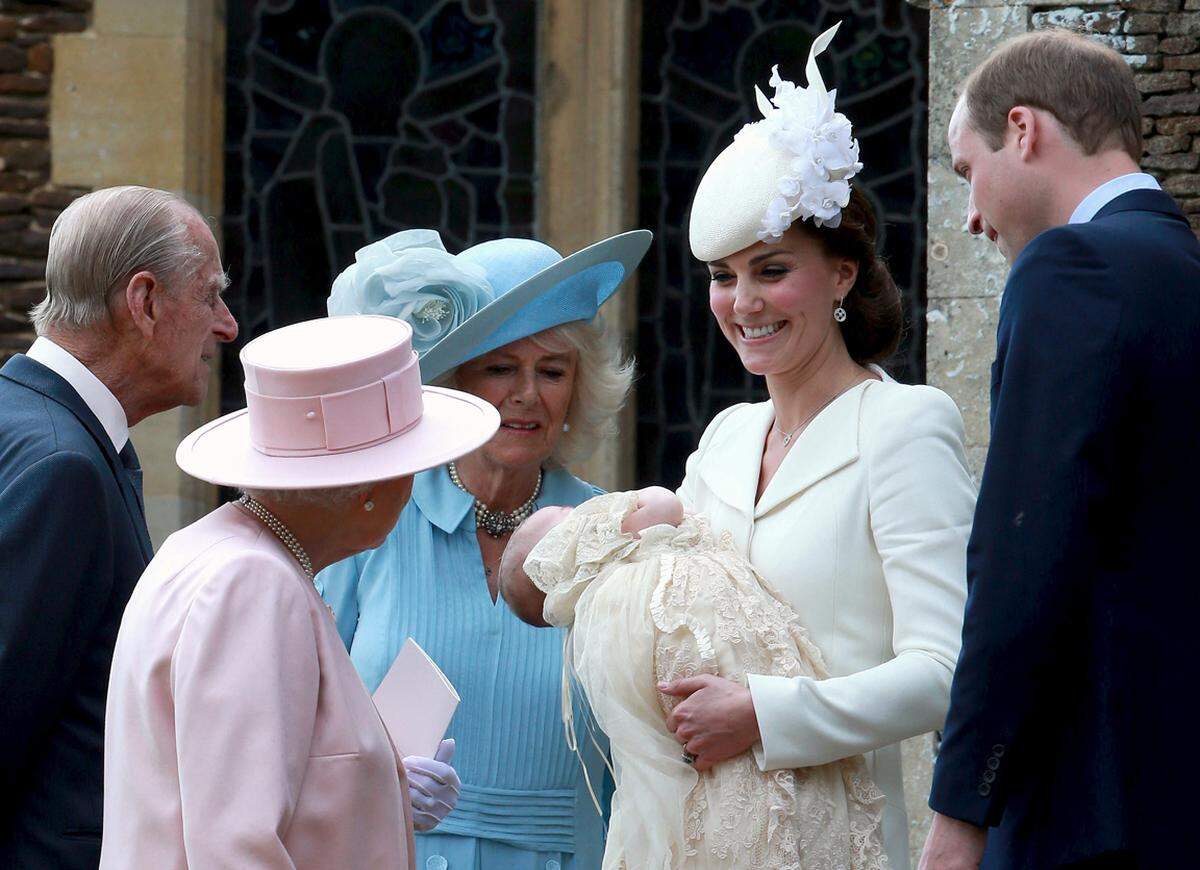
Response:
[99,315,500,870]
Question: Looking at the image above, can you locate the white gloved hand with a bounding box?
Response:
[403,738,461,832]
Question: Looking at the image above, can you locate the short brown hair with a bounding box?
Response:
[963,28,1143,160]
[795,187,902,365]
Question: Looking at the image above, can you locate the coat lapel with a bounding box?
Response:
[1,354,154,561]
[753,381,866,518]
[698,401,774,521]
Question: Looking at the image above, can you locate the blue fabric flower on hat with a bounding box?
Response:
[327,229,495,355]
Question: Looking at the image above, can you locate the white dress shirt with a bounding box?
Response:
[25,336,129,452]
[1069,172,1161,224]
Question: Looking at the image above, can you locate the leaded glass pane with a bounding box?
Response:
[637,0,929,487]
[223,0,537,414]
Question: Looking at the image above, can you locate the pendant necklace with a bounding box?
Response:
[448,462,543,538]
[237,494,335,620]
[774,378,864,446]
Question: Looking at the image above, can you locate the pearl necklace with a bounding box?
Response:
[448,462,543,538]
[237,494,314,580]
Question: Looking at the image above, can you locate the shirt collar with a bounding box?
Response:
[412,464,599,534]
[1069,172,1161,224]
[25,336,129,452]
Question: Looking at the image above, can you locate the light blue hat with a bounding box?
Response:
[328,228,652,383]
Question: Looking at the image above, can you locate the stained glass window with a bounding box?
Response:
[636,0,929,487]
[222,0,537,413]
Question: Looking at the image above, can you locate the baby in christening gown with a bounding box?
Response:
[499,488,887,870]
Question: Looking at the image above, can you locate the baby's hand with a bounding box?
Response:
[622,487,685,537]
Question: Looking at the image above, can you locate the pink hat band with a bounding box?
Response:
[241,316,426,458]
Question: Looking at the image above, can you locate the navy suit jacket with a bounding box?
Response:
[0,354,153,870]
[929,190,1200,867]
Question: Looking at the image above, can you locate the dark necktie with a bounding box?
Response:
[119,440,144,513]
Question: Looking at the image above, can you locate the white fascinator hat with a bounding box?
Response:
[689,23,862,262]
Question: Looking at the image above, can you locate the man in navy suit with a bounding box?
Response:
[0,186,237,868]
[920,30,1200,870]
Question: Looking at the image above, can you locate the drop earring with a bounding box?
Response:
[833,299,847,323]
[364,499,375,512]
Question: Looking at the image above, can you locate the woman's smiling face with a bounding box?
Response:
[707,227,857,378]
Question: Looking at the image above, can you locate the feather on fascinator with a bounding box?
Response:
[688,23,862,262]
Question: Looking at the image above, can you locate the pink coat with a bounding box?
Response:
[100,503,415,869]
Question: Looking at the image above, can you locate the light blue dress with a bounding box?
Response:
[317,466,609,870]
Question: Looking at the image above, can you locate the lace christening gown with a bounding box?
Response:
[524,492,888,870]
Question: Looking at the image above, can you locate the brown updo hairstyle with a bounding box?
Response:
[792,186,902,364]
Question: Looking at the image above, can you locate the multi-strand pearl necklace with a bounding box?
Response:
[237,494,314,580]
[448,461,543,538]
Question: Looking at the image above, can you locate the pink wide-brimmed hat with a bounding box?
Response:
[176,315,500,490]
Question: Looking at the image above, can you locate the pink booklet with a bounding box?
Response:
[373,637,460,759]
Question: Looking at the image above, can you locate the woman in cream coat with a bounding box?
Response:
[658,26,976,869]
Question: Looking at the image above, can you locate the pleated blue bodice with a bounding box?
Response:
[317,466,608,868]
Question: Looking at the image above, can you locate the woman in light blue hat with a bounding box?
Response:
[318,227,651,870]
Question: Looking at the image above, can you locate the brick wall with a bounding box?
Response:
[1031,0,1200,233]
[0,1,90,364]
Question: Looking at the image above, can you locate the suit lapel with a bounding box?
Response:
[1,354,154,561]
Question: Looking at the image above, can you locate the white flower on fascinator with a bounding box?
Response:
[327,229,495,355]
[745,22,862,242]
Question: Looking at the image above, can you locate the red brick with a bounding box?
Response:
[1142,92,1200,114]
[0,192,23,213]
[0,279,43,310]
[1160,35,1199,52]
[1164,52,1200,68]
[16,13,87,34]
[0,140,47,171]
[1143,152,1200,169]
[1125,12,1166,32]
[0,18,17,41]
[1134,70,1193,92]
[25,42,50,75]
[1165,11,1200,33]
[1148,133,1193,153]
[0,254,42,279]
[30,185,86,209]
[0,117,47,137]
[0,43,25,74]
[1162,172,1200,194]
[0,73,47,94]
[0,225,49,257]
[1157,115,1200,133]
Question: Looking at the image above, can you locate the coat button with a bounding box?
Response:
[978,782,992,797]
[987,756,1000,771]
[427,857,448,870]
[982,769,996,783]
[992,744,1005,757]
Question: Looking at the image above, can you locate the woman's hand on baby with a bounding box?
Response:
[658,675,760,771]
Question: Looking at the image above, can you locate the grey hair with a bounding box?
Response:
[32,185,208,334]
[241,484,373,510]
[440,318,634,468]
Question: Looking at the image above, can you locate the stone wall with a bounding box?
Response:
[0,1,91,363]
[1031,0,1200,234]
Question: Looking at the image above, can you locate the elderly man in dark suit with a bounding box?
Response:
[921,29,1200,870]
[0,185,237,869]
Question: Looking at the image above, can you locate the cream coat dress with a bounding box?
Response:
[100,503,415,869]
[677,378,975,870]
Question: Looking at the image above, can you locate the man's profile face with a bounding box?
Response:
[948,98,1021,263]
[150,215,238,408]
